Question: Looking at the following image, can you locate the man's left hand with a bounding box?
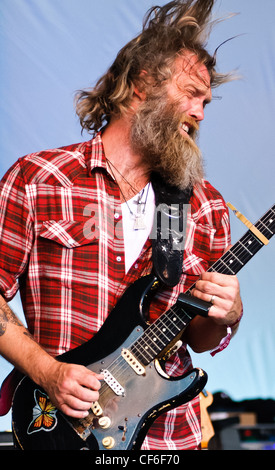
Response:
[192,271,242,327]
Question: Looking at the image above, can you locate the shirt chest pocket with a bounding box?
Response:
[37,219,99,288]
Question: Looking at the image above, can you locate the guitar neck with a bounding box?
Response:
[208,204,275,276]
[131,204,275,366]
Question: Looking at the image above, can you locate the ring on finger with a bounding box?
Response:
[210,295,216,304]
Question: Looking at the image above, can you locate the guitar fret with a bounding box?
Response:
[211,233,263,275]
[267,214,275,226]
[232,239,256,263]
[239,240,253,256]
[217,252,242,274]
[219,257,237,274]
[133,327,164,360]
[135,339,156,362]
[161,314,184,332]
[144,325,172,349]
[165,310,187,333]
[131,343,158,365]
[256,222,275,237]
[153,327,170,341]
[146,320,179,347]
[151,322,175,344]
[150,331,166,347]
[140,335,163,353]
[258,220,273,234]
[243,233,265,251]
[255,206,275,238]
[209,259,235,275]
[134,347,156,364]
[228,250,244,266]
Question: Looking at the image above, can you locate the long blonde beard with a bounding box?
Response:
[130,93,204,190]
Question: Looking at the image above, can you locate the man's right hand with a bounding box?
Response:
[41,360,104,418]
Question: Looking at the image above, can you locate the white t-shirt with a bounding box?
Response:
[121,183,155,273]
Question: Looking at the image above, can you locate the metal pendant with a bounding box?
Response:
[133,214,146,230]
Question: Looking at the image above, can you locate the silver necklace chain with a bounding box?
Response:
[106,158,150,230]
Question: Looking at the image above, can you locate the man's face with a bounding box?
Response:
[166,51,212,142]
[130,52,212,190]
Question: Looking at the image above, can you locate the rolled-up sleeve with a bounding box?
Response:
[0,160,33,300]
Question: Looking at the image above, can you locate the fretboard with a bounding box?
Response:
[130,204,275,365]
[208,204,275,276]
[131,301,191,365]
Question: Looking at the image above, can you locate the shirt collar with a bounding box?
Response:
[84,132,109,175]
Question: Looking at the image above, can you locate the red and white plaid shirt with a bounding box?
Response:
[0,133,230,450]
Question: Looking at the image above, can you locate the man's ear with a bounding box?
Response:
[133,70,148,101]
[133,87,146,101]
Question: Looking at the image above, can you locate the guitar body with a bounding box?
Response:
[12,275,207,450]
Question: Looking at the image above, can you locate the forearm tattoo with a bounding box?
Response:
[0,298,25,337]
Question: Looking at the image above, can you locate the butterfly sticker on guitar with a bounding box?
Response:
[27,389,58,434]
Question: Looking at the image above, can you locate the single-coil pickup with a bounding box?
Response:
[121,348,146,375]
[103,369,125,396]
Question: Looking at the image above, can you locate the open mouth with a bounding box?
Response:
[180,122,191,134]
[179,121,194,139]
[179,118,199,139]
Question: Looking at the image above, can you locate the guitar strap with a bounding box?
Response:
[150,172,192,287]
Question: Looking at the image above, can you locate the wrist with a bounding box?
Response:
[29,351,57,389]
[210,311,243,357]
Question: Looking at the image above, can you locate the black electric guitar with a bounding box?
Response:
[11,204,275,450]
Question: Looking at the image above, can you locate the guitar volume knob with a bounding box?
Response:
[102,436,115,449]
[98,416,111,429]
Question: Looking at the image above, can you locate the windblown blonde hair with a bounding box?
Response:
[75,0,231,134]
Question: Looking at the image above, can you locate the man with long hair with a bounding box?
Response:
[0,1,242,450]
